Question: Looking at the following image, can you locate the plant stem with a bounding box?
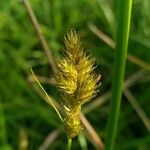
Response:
[23,0,57,75]
[105,1,133,150]
[78,133,88,150]
[66,137,72,150]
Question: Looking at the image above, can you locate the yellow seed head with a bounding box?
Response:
[56,29,101,138]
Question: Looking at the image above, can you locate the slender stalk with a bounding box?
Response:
[124,89,150,132]
[78,133,88,150]
[88,23,150,71]
[23,0,57,75]
[66,137,72,150]
[105,1,133,150]
[79,113,104,150]
[31,69,63,123]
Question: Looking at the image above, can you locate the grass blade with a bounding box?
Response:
[105,0,133,150]
[30,68,63,123]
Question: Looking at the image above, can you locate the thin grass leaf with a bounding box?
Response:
[30,68,63,123]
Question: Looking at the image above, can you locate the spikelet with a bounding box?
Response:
[56,29,101,138]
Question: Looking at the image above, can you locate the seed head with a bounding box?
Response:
[56,29,101,138]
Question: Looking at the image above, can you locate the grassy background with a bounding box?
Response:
[0,0,150,149]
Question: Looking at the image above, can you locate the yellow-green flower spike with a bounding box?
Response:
[56,29,101,138]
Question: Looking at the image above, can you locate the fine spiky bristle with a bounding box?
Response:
[56,29,101,138]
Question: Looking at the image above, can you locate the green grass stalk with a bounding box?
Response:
[66,137,72,150]
[78,133,88,150]
[105,0,133,150]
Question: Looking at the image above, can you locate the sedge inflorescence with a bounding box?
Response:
[56,29,101,138]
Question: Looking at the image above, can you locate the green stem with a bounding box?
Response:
[105,1,132,150]
[78,133,88,150]
[66,137,72,150]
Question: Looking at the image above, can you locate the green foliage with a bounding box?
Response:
[105,1,132,150]
[0,0,150,149]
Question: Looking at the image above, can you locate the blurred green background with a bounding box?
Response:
[0,0,150,150]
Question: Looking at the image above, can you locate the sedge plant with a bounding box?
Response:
[31,29,101,150]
